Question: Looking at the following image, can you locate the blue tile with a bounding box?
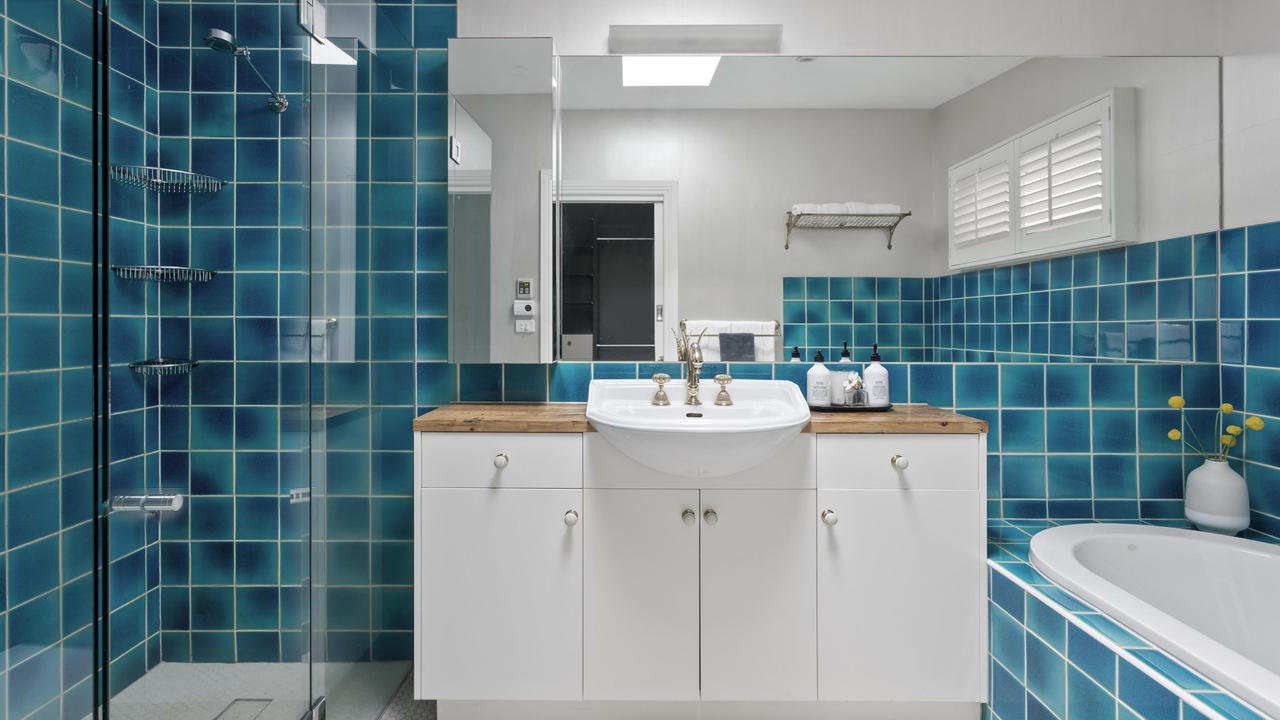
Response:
[1092,410,1135,453]
[991,602,1026,679]
[1247,221,1280,271]
[1025,633,1066,718]
[992,660,1028,720]
[1046,365,1089,407]
[1002,365,1045,407]
[1027,594,1066,652]
[1118,663,1179,720]
[1127,242,1157,281]
[956,365,999,407]
[909,364,953,406]
[1002,456,1046,498]
[550,363,591,402]
[1157,236,1192,278]
[1002,410,1045,452]
[1067,665,1115,720]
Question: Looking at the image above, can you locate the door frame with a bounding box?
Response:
[557,181,680,361]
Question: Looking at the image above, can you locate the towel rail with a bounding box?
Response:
[679,320,780,338]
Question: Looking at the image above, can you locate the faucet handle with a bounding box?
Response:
[713,374,733,406]
[651,373,671,406]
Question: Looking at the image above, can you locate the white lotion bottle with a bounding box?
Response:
[829,341,853,405]
[806,349,831,407]
[864,343,890,408]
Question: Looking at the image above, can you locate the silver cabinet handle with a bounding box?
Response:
[564,510,579,526]
[703,509,718,526]
[890,454,909,470]
[822,509,839,526]
[494,453,509,469]
[682,509,697,526]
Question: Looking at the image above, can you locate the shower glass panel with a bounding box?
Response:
[104,3,316,720]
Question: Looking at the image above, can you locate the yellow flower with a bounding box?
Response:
[1221,434,1237,448]
[1167,429,1182,441]
[1220,403,1235,414]
[1227,424,1243,436]
[1168,395,1186,409]
[1246,416,1265,431]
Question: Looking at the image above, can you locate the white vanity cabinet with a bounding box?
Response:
[414,408,987,710]
[815,434,987,702]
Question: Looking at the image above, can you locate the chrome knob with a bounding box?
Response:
[493,453,509,469]
[703,509,718,526]
[890,454,909,471]
[564,510,579,526]
[822,509,839,526]
[682,509,697,526]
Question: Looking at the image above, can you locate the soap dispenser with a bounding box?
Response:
[790,346,802,363]
[865,344,890,408]
[806,349,831,407]
[829,341,853,405]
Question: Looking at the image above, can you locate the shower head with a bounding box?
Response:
[202,28,289,114]
[204,28,240,55]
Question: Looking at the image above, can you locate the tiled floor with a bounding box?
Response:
[377,677,435,720]
[111,662,409,720]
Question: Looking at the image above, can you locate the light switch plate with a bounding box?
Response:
[513,300,536,316]
[516,278,534,300]
[516,319,536,334]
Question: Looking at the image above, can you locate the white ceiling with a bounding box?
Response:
[449,38,555,95]
[559,56,1028,110]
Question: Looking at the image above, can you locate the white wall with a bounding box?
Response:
[931,57,1221,247]
[1220,0,1280,228]
[562,109,939,321]
[458,93,554,362]
[459,0,1222,56]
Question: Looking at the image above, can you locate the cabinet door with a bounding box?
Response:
[584,489,699,700]
[417,489,582,700]
[817,489,983,701]
[700,489,817,701]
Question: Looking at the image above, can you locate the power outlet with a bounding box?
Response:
[515,319,536,334]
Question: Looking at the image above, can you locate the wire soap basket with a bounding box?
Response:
[110,165,226,194]
[129,358,199,376]
[112,265,217,283]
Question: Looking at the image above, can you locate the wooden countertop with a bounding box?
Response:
[413,403,986,435]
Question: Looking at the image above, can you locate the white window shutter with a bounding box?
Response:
[948,141,1016,267]
[1016,95,1114,253]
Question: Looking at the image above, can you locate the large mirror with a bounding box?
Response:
[554,55,1220,363]
[448,38,556,364]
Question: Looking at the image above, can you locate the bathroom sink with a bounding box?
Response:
[586,379,811,477]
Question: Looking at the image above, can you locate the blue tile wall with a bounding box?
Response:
[1,0,109,717]
[1219,221,1280,539]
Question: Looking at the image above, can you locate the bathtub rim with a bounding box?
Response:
[1030,522,1280,720]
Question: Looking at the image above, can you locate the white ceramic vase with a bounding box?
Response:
[1184,459,1250,534]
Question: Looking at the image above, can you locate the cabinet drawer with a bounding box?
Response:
[418,433,582,488]
[816,434,981,490]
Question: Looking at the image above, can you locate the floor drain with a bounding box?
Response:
[213,699,272,720]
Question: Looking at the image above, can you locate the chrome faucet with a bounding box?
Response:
[675,326,706,405]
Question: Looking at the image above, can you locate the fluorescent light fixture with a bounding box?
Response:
[622,56,721,87]
[310,36,357,66]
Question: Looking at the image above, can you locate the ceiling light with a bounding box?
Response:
[622,56,721,87]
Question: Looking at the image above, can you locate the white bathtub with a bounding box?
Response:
[1030,523,1280,718]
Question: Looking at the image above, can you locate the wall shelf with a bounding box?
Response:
[109,165,226,193]
[129,358,199,376]
[784,211,911,250]
[112,265,217,283]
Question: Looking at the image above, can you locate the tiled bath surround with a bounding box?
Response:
[986,521,1270,720]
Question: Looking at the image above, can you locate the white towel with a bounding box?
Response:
[683,321,731,361]
[843,201,871,214]
[818,202,846,214]
[869,203,901,215]
[730,321,777,362]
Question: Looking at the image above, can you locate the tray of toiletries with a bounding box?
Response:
[810,404,894,413]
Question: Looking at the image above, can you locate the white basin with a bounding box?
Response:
[585,379,811,478]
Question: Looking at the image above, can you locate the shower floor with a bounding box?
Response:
[111,662,410,720]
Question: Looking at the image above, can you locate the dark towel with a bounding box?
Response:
[719,333,757,362]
